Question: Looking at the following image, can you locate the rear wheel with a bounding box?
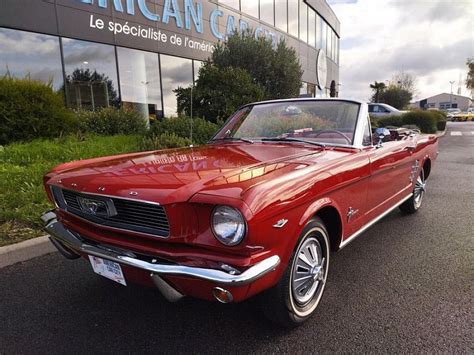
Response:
[400,168,426,214]
[260,218,330,327]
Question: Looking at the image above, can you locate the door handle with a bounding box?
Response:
[405,145,416,152]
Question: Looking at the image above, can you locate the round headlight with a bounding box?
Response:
[211,205,246,246]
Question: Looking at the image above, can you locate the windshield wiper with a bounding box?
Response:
[261,137,326,148]
[211,137,255,144]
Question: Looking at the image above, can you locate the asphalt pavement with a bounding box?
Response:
[1,122,473,353]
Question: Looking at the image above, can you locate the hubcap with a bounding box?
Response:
[291,237,326,306]
[414,170,425,208]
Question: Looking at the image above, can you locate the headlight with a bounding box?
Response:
[211,205,246,246]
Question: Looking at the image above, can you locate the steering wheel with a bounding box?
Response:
[312,130,351,144]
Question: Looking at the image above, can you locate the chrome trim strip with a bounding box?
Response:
[50,185,162,206]
[339,193,413,249]
[42,211,280,286]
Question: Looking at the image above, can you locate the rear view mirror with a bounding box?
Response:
[375,127,390,148]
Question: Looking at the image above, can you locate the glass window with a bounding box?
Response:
[307,83,316,97]
[241,1,259,18]
[327,25,332,58]
[260,0,274,26]
[362,116,372,146]
[275,0,287,32]
[219,0,240,10]
[0,28,63,90]
[117,47,162,121]
[316,14,322,49]
[193,60,204,82]
[321,21,327,54]
[160,54,193,117]
[308,9,316,47]
[62,38,119,110]
[288,0,298,37]
[299,1,307,43]
[299,82,308,96]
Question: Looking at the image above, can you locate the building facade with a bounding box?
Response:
[410,93,473,111]
[0,0,340,119]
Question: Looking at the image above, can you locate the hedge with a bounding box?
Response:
[0,77,79,145]
[77,107,148,136]
[375,110,441,133]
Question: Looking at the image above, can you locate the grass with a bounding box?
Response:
[0,134,143,246]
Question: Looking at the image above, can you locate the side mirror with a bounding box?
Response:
[375,128,390,148]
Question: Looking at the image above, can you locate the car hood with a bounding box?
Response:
[47,143,331,205]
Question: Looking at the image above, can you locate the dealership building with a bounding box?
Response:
[0,0,340,119]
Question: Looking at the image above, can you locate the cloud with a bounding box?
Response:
[331,0,474,101]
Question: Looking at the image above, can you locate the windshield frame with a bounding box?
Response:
[210,98,368,149]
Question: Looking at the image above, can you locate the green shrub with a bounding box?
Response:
[140,132,192,151]
[148,116,219,145]
[77,107,147,135]
[0,77,79,145]
[402,111,437,133]
[370,115,379,128]
[376,115,405,128]
[437,120,447,131]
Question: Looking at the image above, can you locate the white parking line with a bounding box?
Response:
[451,131,462,136]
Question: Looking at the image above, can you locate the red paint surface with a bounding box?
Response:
[44,134,438,302]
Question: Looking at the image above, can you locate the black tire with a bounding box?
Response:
[400,167,426,214]
[259,217,330,327]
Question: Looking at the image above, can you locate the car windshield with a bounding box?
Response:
[212,100,361,146]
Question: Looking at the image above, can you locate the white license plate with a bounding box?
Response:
[88,256,127,286]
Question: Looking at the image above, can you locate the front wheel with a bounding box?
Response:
[259,218,330,327]
[400,168,426,214]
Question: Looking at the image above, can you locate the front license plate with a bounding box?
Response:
[88,256,127,286]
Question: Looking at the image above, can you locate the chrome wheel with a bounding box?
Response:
[413,169,426,209]
[291,236,326,308]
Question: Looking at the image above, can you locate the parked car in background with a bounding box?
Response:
[453,111,474,122]
[42,99,438,327]
[368,103,406,117]
[445,108,461,121]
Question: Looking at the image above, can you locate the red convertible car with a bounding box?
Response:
[42,99,438,326]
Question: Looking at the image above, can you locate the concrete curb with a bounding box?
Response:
[0,236,56,269]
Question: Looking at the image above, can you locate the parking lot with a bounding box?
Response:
[1,122,473,353]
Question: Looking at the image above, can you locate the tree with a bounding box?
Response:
[211,31,303,99]
[466,58,474,91]
[174,62,265,122]
[391,71,417,95]
[379,85,412,110]
[369,81,386,102]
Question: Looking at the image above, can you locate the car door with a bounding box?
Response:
[365,133,416,218]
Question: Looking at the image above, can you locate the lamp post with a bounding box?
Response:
[449,81,455,109]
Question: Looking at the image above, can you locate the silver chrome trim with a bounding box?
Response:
[42,211,280,286]
[50,185,162,206]
[339,193,413,249]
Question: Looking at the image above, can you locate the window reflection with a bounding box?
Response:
[321,21,327,54]
[160,54,193,117]
[241,0,259,18]
[260,0,274,26]
[299,1,307,43]
[316,14,322,49]
[219,0,240,10]
[0,28,63,90]
[117,47,162,121]
[308,9,316,47]
[193,60,204,83]
[288,0,298,37]
[62,38,119,110]
[275,0,287,33]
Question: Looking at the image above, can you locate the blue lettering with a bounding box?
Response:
[255,27,264,39]
[226,15,236,36]
[210,9,224,40]
[126,0,134,15]
[138,0,159,21]
[184,0,203,33]
[163,0,183,28]
[79,0,120,10]
[239,19,249,34]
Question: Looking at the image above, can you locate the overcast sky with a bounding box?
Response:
[327,0,473,102]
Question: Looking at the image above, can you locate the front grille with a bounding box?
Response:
[52,187,170,237]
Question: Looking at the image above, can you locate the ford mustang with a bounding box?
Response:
[42,98,438,327]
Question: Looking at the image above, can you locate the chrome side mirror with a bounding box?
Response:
[375,128,390,148]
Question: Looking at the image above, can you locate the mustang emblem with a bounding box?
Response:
[77,197,113,217]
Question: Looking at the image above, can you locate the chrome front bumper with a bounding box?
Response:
[41,211,280,287]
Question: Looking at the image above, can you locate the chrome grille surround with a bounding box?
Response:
[50,186,170,237]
